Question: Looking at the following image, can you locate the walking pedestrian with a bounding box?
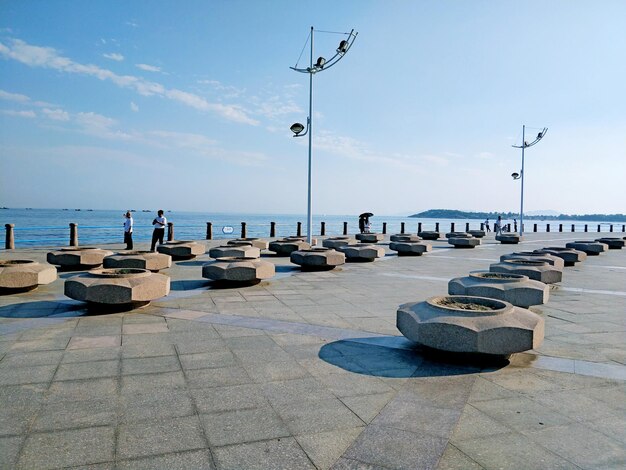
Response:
[484,218,491,232]
[123,211,133,250]
[150,210,167,252]
[495,216,503,235]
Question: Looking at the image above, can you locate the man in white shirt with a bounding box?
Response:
[150,210,167,252]
[123,211,133,250]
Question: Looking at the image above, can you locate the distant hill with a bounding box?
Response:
[409,209,626,222]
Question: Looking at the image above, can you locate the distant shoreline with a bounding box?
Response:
[410,209,626,223]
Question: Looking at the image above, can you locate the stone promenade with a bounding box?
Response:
[1,232,624,469]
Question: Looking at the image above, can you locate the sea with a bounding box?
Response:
[0,208,622,249]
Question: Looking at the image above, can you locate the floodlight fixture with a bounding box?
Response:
[290,122,305,136]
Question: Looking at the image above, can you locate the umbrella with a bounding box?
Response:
[359,212,374,218]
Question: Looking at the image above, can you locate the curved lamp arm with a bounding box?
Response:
[512,127,548,149]
[290,30,358,75]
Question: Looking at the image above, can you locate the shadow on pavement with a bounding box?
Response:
[0,300,86,318]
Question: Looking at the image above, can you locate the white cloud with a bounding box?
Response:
[1,109,36,118]
[42,108,70,121]
[0,38,258,125]
[74,112,134,140]
[130,101,139,112]
[136,63,161,73]
[0,89,30,103]
[103,52,124,61]
[126,21,139,28]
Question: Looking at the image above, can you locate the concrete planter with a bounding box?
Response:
[47,247,114,270]
[338,243,385,262]
[448,237,481,248]
[448,271,549,308]
[322,237,357,249]
[565,241,607,255]
[496,234,522,244]
[534,247,587,266]
[389,241,432,256]
[268,239,311,256]
[445,232,471,239]
[595,238,625,249]
[500,252,565,270]
[0,260,57,292]
[157,240,205,260]
[284,236,318,245]
[490,259,562,284]
[468,230,486,238]
[290,248,345,271]
[202,257,275,283]
[397,295,544,356]
[228,238,269,250]
[355,233,384,243]
[103,251,171,272]
[418,231,440,240]
[64,268,169,309]
[389,234,421,242]
[209,245,260,259]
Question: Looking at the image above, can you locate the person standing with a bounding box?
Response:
[358,216,365,234]
[150,209,167,252]
[513,218,518,232]
[123,211,133,250]
[495,216,503,235]
[484,218,491,232]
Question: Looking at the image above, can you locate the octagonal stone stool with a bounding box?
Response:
[0,260,57,293]
[389,241,432,256]
[284,236,318,245]
[596,238,625,249]
[397,295,544,356]
[228,238,269,250]
[290,248,345,271]
[65,268,170,310]
[355,233,384,243]
[468,230,486,238]
[565,240,607,255]
[338,243,385,262]
[490,259,562,284]
[418,231,440,240]
[496,234,522,244]
[449,271,548,308]
[209,244,260,259]
[500,252,565,270]
[322,237,357,249]
[47,247,114,270]
[104,251,171,272]
[534,247,587,266]
[445,232,471,239]
[448,237,481,248]
[390,234,421,242]
[269,239,311,256]
[157,240,205,260]
[202,257,275,284]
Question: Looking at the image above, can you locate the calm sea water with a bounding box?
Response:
[0,208,622,248]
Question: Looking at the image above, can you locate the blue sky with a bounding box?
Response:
[1,0,625,215]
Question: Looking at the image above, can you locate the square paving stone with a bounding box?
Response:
[296,427,365,470]
[343,424,448,470]
[179,350,238,370]
[317,373,395,398]
[121,355,180,375]
[9,337,70,353]
[0,363,57,385]
[117,449,215,470]
[191,384,269,414]
[331,457,389,469]
[242,360,310,383]
[122,323,169,335]
[186,366,252,389]
[62,346,121,363]
[119,388,195,423]
[121,342,176,358]
[275,397,365,435]
[120,371,186,394]
[18,426,115,470]
[262,377,336,406]
[341,392,397,424]
[117,415,206,460]
[212,437,315,470]
[0,350,64,368]
[32,398,117,431]
[0,436,23,469]
[54,359,119,381]
[67,335,121,350]
[200,407,290,446]
[449,404,512,441]
[48,377,118,402]
[435,444,484,470]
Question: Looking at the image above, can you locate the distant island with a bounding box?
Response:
[410,209,626,222]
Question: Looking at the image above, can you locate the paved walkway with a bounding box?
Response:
[1,233,625,469]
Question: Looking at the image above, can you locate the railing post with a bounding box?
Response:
[597,224,601,232]
[559,224,563,232]
[69,223,78,246]
[622,224,625,233]
[382,222,387,234]
[270,222,276,237]
[584,224,588,232]
[610,224,613,232]
[533,223,537,232]
[465,222,470,232]
[240,222,247,238]
[343,222,348,235]
[451,223,455,232]
[5,224,15,249]
[418,222,422,233]
[320,222,326,236]
[571,224,575,232]
[400,222,405,234]
[546,224,550,232]
[435,222,440,232]
[297,222,302,237]
[167,222,174,241]
[480,223,484,230]
[206,222,213,240]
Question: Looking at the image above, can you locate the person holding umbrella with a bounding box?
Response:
[359,212,373,233]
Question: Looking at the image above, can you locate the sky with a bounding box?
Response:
[1,0,625,216]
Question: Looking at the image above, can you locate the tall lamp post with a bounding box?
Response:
[511,125,548,236]
[290,27,358,244]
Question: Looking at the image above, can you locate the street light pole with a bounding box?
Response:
[290,27,358,245]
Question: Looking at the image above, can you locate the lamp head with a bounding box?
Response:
[290,122,305,136]
[337,40,349,53]
[511,172,520,180]
[315,56,326,68]
[537,132,543,139]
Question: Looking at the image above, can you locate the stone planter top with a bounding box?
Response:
[103,251,172,272]
[47,247,114,268]
[209,245,260,259]
[268,239,311,256]
[389,234,421,242]
[290,248,345,270]
[445,232,471,239]
[322,237,357,249]
[418,231,440,240]
[228,238,269,250]
[468,230,486,238]
[397,295,544,355]
[338,243,385,260]
[565,241,607,255]
[202,257,275,282]
[490,259,562,284]
[355,233,384,243]
[595,238,625,249]
[534,247,587,265]
[448,237,480,248]
[389,241,432,255]
[0,259,57,290]
[500,252,565,270]
[157,240,205,259]
[496,234,522,244]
